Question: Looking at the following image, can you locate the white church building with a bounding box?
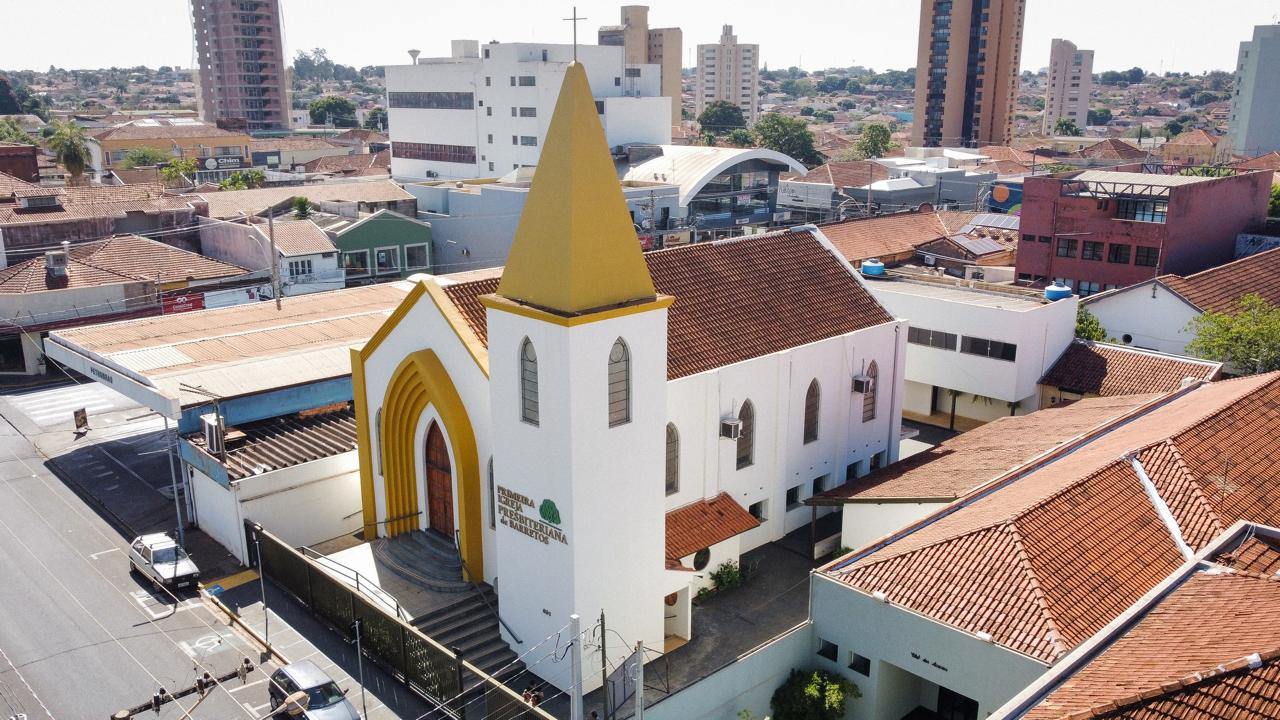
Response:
[351,62,906,693]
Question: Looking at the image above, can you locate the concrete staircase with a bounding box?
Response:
[373,530,470,594]
[413,585,524,686]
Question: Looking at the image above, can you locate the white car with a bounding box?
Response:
[129,533,200,590]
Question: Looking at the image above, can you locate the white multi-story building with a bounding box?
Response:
[1042,38,1093,133]
[695,25,760,124]
[1228,24,1280,157]
[385,40,671,180]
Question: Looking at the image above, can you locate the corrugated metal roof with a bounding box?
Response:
[188,407,357,480]
[623,145,807,206]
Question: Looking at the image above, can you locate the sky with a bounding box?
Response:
[1,1,1276,75]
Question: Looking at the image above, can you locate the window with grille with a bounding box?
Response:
[803,380,820,444]
[520,338,539,425]
[737,400,755,469]
[608,339,631,427]
[665,424,679,496]
[862,361,878,422]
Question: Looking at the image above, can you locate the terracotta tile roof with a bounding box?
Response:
[0,180,195,227]
[332,128,389,143]
[1215,535,1280,575]
[817,210,979,264]
[303,151,390,176]
[1156,246,1280,314]
[984,159,1032,176]
[826,373,1280,664]
[1023,573,1280,720]
[1233,151,1280,172]
[813,394,1158,503]
[1039,341,1222,396]
[198,180,413,219]
[781,160,890,187]
[0,234,248,293]
[980,145,1037,164]
[440,229,895,380]
[110,167,161,185]
[666,493,760,565]
[92,119,245,141]
[0,171,41,198]
[1166,128,1221,147]
[266,220,336,257]
[1075,139,1147,160]
[248,137,343,152]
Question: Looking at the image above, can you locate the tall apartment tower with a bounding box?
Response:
[190,0,291,132]
[1228,24,1280,157]
[598,6,683,127]
[1042,39,1093,134]
[695,25,760,125]
[911,0,1026,148]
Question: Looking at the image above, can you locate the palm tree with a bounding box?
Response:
[45,120,92,185]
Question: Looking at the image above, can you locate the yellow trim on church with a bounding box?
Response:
[479,293,675,327]
[379,350,485,578]
[495,62,658,315]
[424,282,490,376]
[351,348,379,540]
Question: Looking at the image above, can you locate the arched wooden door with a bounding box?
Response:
[425,423,455,538]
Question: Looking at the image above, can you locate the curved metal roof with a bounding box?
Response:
[623,145,807,206]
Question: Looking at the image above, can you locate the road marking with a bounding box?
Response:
[209,569,259,591]
[89,547,120,559]
[177,631,233,659]
[228,678,267,693]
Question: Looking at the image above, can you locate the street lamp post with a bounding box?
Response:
[253,528,269,647]
[351,619,368,719]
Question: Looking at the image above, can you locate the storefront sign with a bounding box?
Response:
[496,485,567,545]
[162,292,205,314]
[203,156,245,170]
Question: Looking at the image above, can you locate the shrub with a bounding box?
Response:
[293,196,311,218]
[771,669,860,720]
[710,560,742,591]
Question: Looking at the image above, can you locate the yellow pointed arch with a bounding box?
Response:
[356,348,484,579]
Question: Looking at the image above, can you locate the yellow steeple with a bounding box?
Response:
[496,62,657,315]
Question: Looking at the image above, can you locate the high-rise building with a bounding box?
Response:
[385,41,671,180]
[190,0,291,132]
[1228,24,1280,157]
[1042,38,1093,134]
[911,0,1026,148]
[598,6,683,127]
[695,25,760,125]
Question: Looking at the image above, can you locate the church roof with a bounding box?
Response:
[495,62,656,316]
[440,228,896,380]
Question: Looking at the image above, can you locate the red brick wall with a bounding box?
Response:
[0,145,39,182]
[1162,170,1273,276]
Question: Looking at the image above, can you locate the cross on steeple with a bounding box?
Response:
[563,6,588,61]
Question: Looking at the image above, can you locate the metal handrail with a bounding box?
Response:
[455,530,522,645]
[301,546,411,623]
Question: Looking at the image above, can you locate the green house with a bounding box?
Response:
[328,209,433,284]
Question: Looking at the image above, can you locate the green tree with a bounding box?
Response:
[0,75,20,114]
[837,99,856,111]
[293,196,312,218]
[159,157,198,188]
[364,106,387,131]
[1087,107,1113,126]
[1270,185,1280,218]
[726,128,755,146]
[218,169,266,191]
[0,118,32,145]
[799,106,816,117]
[1186,294,1280,373]
[1075,306,1108,341]
[697,101,746,136]
[45,119,92,184]
[1054,117,1084,136]
[118,146,169,169]
[812,109,835,123]
[308,95,358,127]
[779,78,816,98]
[753,113,825,167]
[770,669,860,720]
[853,123,892,159]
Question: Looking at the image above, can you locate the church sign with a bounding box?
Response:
[497,485,567,546]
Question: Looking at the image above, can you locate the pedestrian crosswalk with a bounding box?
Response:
[6,383,140,428]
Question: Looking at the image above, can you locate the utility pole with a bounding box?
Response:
[253,528,270,647]
[600,610,610,720]
[569,614,584,720]
[268,211,281,310]
[352,619,368,720]
[633,641,644,720]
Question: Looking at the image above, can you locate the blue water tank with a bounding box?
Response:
[861,259,885,276]
[1044,282,1073,301]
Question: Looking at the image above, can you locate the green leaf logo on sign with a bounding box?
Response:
[539,499,561,526]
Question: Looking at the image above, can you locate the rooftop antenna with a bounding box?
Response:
[563,6,587,62]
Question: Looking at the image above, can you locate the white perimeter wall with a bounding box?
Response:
[841,501,947,553]
[1084,284,1201,356]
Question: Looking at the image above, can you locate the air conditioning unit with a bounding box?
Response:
[719,418,743,440]
[425,170,438,178]
[852,376,872,394]
[45,250,68,277]
[201,413,224,457]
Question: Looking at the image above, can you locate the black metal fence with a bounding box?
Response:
[245,521,549,719]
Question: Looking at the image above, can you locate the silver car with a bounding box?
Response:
[128,533,200,590]
[269,660,360,719]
